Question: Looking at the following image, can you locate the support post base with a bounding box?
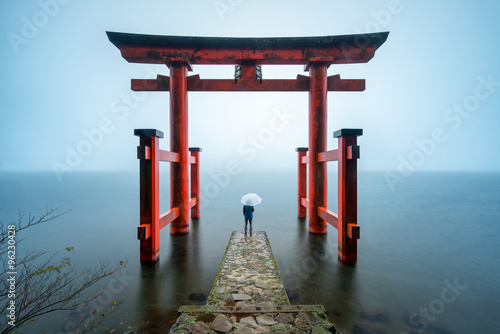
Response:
[140,251,160,264]
[170,226,190,235]
[308,226,327,234]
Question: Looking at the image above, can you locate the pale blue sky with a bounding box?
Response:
[1,0,499,178]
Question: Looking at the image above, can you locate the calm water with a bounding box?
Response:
[1,170,499,334]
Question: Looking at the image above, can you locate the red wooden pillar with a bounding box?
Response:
[335,128,362,263]
[296,147,308,218]
[306,62,328,234]
[189,147,202,218]
[168,60,191,235]
[134,129,163,263]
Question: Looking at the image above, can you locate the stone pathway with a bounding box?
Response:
[169,231,339,334]
[208,231,289,307]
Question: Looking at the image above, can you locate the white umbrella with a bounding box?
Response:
[241,193,262,206]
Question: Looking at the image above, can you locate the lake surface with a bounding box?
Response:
[1,170,499,333]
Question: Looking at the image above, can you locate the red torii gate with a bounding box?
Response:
[107,31,388,263]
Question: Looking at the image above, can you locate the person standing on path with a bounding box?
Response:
[243,205,254,236]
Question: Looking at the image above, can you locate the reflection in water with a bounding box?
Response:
[137,263,177,333]
[6,172,497,333]
[330,254,358,332]
[136,221,202,333]
[282,219,359,333]
[306,229,358,333]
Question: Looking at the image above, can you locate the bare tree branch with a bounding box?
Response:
[0,207,126,334]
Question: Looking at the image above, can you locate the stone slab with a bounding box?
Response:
[169,231,339,334]
[232,294,252,301]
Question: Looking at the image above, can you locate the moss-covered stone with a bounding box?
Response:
[175,314,197,328]
[317,311,328,321]
[312,322,337,334]
[171,329,190,334]
[169,232,340,334]
[269,322,292,332]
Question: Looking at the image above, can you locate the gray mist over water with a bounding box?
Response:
[1,171,499,333]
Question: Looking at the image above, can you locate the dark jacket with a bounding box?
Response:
[243,205,254,219]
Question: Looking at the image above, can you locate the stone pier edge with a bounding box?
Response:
[207,231,289,305]
[169,231,339,333]
[206,234,233,304]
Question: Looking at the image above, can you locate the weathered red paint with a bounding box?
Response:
[169,62,190,235]
[307,62,328,234]
[318,149,339,162]
[113,32,388,264]
[118,44,380,65]
[131,74,364,92]
[135,130,162,263]
[301,197,310,210]
[159,207,180,230]
[190,148,201,219]
[296,148,308,218]
[159,149,179,162]
[107,33,389,74]
[318,207,339,229]
[335,129,362,263]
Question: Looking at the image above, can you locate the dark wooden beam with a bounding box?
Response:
[131,74,365,92]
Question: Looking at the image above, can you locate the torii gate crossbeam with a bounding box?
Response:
[107,31,389,263]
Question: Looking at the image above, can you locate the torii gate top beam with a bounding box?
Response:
[106,31,389,65]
